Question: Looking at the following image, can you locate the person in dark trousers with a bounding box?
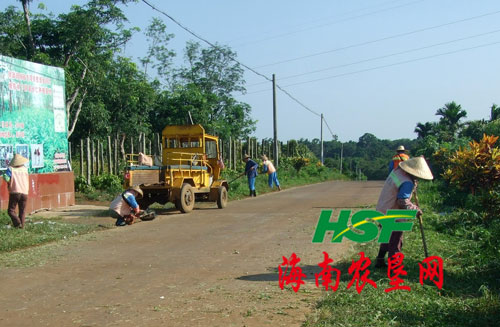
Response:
[242,154,258,197]
[109,186,143,226]
[3,154,29,228]
[375,156,433,268]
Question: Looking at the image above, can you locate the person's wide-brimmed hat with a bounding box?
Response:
[10,154,28,167]
[243,153,251,159]
[128,185,143,199]
[396,145,407,152]
[399,156,433,180]
[261,155,268,161]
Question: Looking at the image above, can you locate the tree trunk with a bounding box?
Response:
[21,0,36,59]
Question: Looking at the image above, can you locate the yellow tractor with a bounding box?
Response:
[124,124,228,213]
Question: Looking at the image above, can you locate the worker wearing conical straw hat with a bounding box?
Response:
[109,185,143,226]
[242,154,258,197]
[3,154,30,228]
[375,156,433,268]
[389,145,410,173]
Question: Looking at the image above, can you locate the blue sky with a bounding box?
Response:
[2,0,500,142]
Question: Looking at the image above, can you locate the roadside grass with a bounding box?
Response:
[302,183,500,327]
[224,165,347,200]
[0,211,112,254]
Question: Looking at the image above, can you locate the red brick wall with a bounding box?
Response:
[0,171,75,213]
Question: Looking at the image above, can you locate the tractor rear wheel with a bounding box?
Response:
[217,186,228,209]
[177,183,195,213]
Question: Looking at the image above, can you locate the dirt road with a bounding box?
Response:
[0,180,383,327]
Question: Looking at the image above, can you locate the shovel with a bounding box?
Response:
[413,184,429,258]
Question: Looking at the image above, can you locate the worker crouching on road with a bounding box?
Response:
[243,154,258,197]
[3,154,30,228]
[261,155,281,191]
[109,186,143,226]
[375,156,433,268]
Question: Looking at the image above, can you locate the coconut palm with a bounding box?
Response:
[414,122,436,139]
[435,101,467,136]
[491,103,500,121]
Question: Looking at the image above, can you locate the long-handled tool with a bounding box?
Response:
[413,184,429,258]
[228,173,245,184]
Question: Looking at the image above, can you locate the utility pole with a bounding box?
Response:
[320,113,324,165]
[272,74,278,167]
[340,143,343,174]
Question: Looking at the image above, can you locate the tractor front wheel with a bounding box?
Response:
[177,183,195,213]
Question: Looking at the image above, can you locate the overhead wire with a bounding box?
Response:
[253,9,500,69]
[247,28,500,87]
[140,0,325,121]
[244,39,500,94]
[232,0,426,48]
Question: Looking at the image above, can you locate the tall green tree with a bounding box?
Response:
[435,101,467,137]
[414,122,436,139]
[491,103,500,121]
[168,41,255,138]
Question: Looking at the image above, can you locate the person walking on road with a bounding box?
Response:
[3,154,29,228]
[109,185,143,226]
[389,145,410,174]
[243,154,258,197]
[375,156,433,268]
[261,155,281,191]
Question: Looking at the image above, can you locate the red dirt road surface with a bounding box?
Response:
[0,180,383,327]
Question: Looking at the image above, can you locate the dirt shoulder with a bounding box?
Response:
[0,180,382,327]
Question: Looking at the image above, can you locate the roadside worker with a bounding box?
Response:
[375,156,433,268]
[2,154,29,228]
[261,155,281,191]
[109,185,143,226]
[242,154,258,197]
[389,145,410,173]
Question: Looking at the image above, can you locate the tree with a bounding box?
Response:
[414,122,436,139]
[491,103,500,121]
[435,101,467,136]
[167,41,255,138]
[140,17,175,82]
[19,0,35,59]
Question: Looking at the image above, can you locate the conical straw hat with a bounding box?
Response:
[128,185,143,199]
[399,156,433,180]
[10,154,28,167]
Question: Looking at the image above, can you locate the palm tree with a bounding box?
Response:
[491,103,500,121]
[435,101,467,136]
[414,122,436,139]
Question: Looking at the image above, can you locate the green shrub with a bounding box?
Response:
[90,174,122,193]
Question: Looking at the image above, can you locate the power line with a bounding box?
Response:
[247,28,500,87]
[232,0,426,48]
[323,118,336,139]
[253,9,500,69]
[140,0,271,83]
[141,0,324,120]
[245,39,500,94]
[225,0,412,45]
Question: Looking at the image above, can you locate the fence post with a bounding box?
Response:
[107,136,112,174]
[86,137,91,185]
[114,137,118,175]
[80,139,84,177]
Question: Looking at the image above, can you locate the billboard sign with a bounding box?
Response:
[0,55,69,173]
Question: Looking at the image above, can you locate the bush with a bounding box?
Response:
[90,174,122,193]
[74,175,94,193]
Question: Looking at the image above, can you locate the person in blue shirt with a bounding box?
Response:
[109,186,143,226]
[243,154,258,197]
[374,157,433,268]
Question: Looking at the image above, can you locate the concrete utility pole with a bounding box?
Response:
[320,113,324,165]
[272,74,278,167]
[340,143,344,174]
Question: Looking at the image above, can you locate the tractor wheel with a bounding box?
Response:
[177,183,195,213]
[217,186,228,209]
